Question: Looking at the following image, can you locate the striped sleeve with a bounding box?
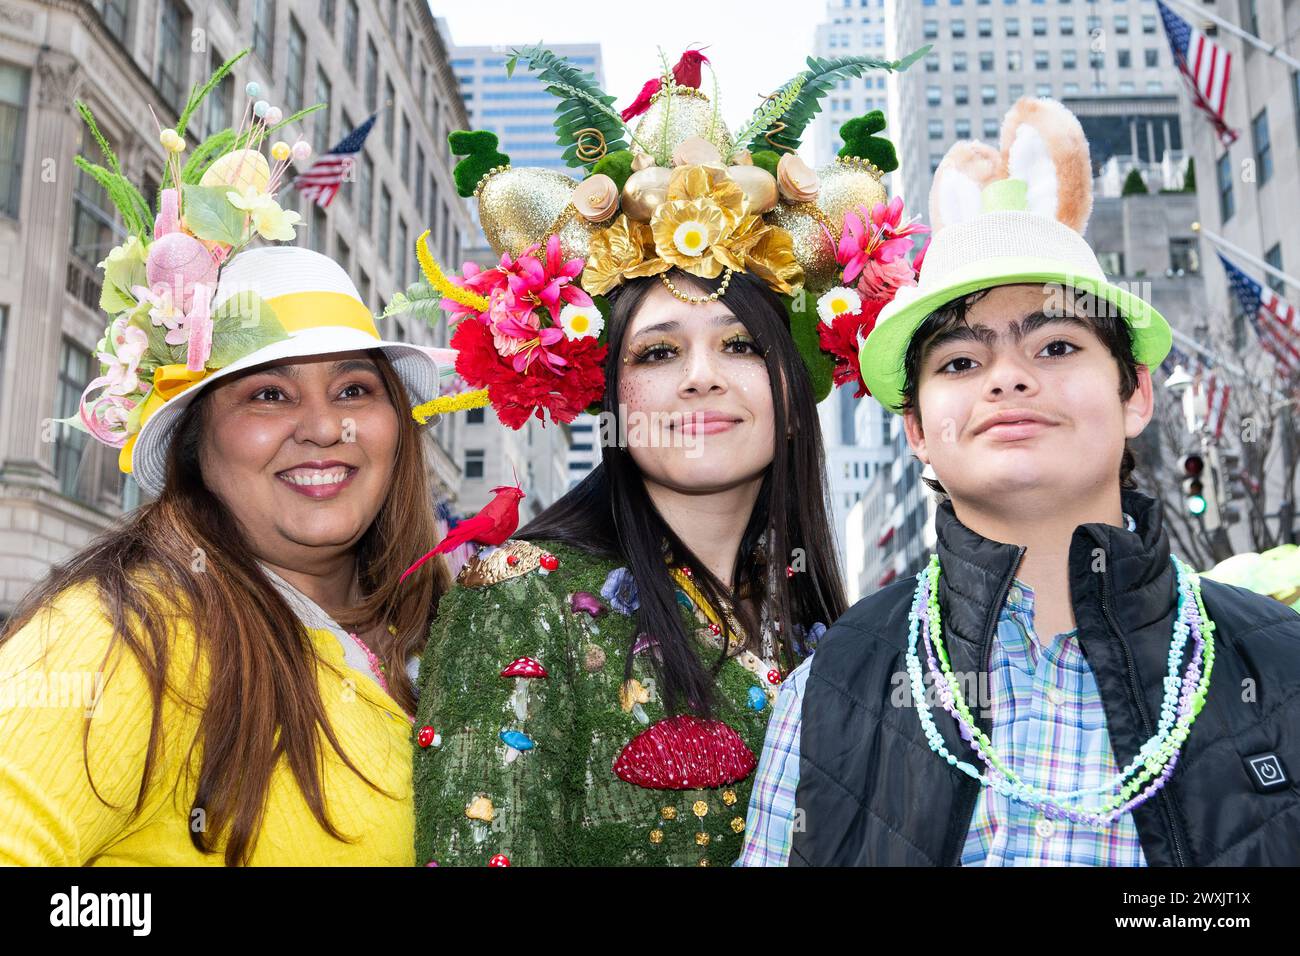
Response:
[735,655,811,867]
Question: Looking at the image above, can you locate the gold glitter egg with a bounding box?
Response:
[660,806,677,821]
[477,166,599,262]
[631,89,733,163]
[730,817,746,833]
[695,831,711,846]
[722,789,738,806]
[814,158,888,240]
[649,829,664,844]
[692,800,709,819]
[766,201,840,295]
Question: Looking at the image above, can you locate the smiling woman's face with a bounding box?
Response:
[616,280,775,494]
[197,350,399,566]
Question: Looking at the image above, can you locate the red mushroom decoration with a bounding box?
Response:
[416,724,440,748]
[539,552,559,573]
[500,656,548,721]
[487,853,511,867]
[612,715,757,790]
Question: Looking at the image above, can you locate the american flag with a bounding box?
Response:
[1218,252,1300,378]
[1157,0,1239,146]
[291,112,378,208]
[1161,342,1232,441]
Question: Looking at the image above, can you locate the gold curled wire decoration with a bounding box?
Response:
[756,91,796,154]
[574,127,608,163]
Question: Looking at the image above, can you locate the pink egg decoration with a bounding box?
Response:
[145,232,219,311]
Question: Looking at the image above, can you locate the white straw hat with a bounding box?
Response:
[124,246,442,496]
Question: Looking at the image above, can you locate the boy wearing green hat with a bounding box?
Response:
[739,98,1300,866]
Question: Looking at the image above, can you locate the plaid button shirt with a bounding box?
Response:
[738,516,1147,867]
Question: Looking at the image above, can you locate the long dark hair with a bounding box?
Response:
[0,350,450,865]
[520,268,847,715]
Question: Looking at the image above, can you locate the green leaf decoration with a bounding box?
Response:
[98,237,148,314]
[741,46,930,153]
[732,75,806,153]
[380,281,445,325]
[181,183,247,246]
[782,292,834,403]
[175,48,250,140]
[72,156,150,240]
[206,292,288,368]
[508,45,629,169]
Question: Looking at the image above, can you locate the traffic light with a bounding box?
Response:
[1180,454,1207,516]
[1218,451,1244,526]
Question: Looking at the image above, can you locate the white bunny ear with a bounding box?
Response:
[1000,97,1093,232]
[929,141,1008,233]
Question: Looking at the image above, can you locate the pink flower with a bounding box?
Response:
[492,313,568,374]
[835,197,929,300]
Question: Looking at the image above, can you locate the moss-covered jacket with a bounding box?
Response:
[413,538,781,866]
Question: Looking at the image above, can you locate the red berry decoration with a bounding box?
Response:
[786,565,795,578]
[506,553,520,567]
[767,669,781,685]
[708,622,722,636]
[681,566,693,578]
[417,725,437,748]
[488,853,511,867]
[539,553,559,572]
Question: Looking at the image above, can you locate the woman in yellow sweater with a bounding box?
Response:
[0,80,451,864]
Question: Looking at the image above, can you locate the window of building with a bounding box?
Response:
[415,147,424,215]
[1145,48,1159,68]
[1006,17,1020,35]
[1009,82,1023,99]
[379,185,392,267]
[365,37,379,112]
[1169,236,1200,274]
[400,112,411,179]
[951,19,966,37]
[358,150,373,231]
[156,0,187,111]
[923,19,939,38]
[1216,152,1234,221]
[95,0,131,43]
[983,117,999,137]
[336,235,351,275]
[1264,244,1285,295]
[285,18,306,113]
[252,0,275,70]
[466,406,485,424]
[1253,109,1272,184]
[1117,49,1131,69]
[1087,14,1101,33]
[0,65,27,220]
[1035,50,1049,70]
[464,449,484,479]
[955,118,971,138]
[55,339,92,500]
[978,18,992,36]
[384,78,395,152]
[310,202,327,254]
[1089,50,1105,69]
[928,118,944,140]
[982,84,997,105]
[314,67,332,146]
[1062,48,1077,69]
[929,152,944,173]
[1063,81,1080,94]
[1033,16,1046,34]
[1060,15,1074,34]
[926,85,942,106]
[953,51,967,72]
[980,51,994,71]
[954,84,970,105]
[1115,14,1129,34]
[1007,50,1022,71]
[358,268,370,309]
[1036,83,1052,96]
[925,53,939,72]
[1142,14,1156,33]
[344,0,359,77]
[396,218,407,288]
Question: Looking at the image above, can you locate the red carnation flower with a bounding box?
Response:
[816,296,886,399]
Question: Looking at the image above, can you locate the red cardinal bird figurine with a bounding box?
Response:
[620,49,711,122]
[400,484,527,583]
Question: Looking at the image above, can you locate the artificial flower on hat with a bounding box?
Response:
[385,42,932,424]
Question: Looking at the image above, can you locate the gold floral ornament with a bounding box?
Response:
[583,164,803,297]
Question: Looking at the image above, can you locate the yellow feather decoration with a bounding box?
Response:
[411,388,491,425]
[416,229,489,313]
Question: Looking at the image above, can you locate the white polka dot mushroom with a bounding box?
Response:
[500,656,548,721]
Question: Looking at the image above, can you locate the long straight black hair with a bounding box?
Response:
[519,267,847,715]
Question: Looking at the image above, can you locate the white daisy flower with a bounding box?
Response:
[559,303,604,341]
[672,221,711,257]
[816,286,863,326]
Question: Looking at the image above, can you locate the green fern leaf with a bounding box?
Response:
[509,45,630,168]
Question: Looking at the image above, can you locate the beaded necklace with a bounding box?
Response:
[668,565,784,697]
[906,553,1215,827]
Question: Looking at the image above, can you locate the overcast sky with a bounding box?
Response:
[433,0,825,160]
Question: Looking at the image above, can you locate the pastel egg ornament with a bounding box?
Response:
[145,232,219,311]
[199,148,272,196]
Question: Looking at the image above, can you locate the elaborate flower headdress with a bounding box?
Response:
[392,44,932,426]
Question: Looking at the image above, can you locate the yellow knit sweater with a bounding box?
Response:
[0,582,415,866]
